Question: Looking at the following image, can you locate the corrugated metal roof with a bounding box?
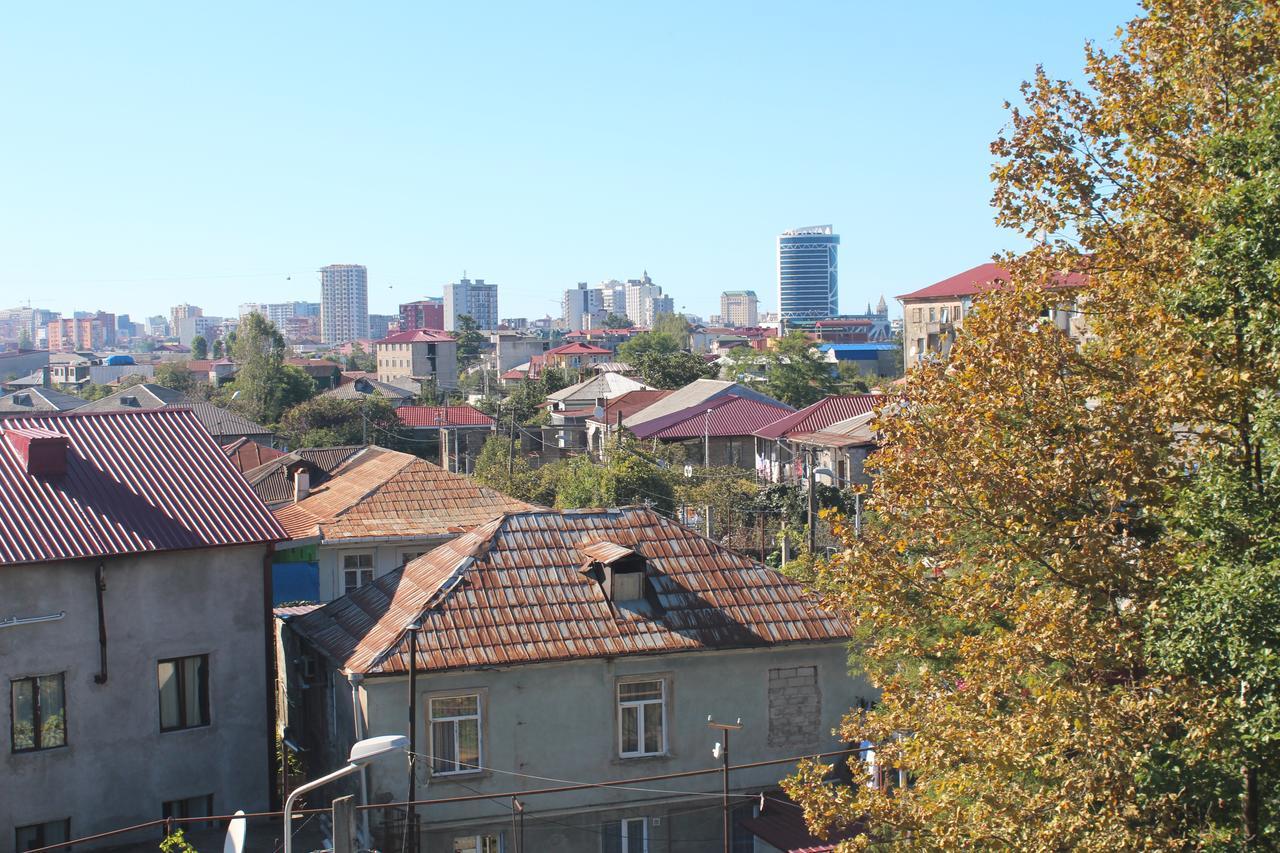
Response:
[321,378,415,401]
[377,330,454,344]
[787,411,877,449]
[754,394,882,440]
[397,406,495,428]
[897,261,1089,301]
[241,445,364,506]
[622,379,789,430]
[0,409,286,566]
[632,395,796,440]
[587,390,673,427]
[272,447,532,541]
[545,342,612,356]
[78,384,273,439]
[222,438,286,473]
[546,372,650,404]
[289,506,849,675]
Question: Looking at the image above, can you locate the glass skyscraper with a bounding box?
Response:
[778,225,839,327]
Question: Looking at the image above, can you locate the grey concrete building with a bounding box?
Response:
[0,409,285,852]
[444,278,498,332]
[321,264,370,344]
[281,507,868,853]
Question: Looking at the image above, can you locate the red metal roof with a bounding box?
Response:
[545,341,612,356]
[587,389,673,426]
[288,506,850,675]
[0,409,286,566]
[396,405,495,428]
[754,394,882,440]
[222,437,286,473]
[897,261,1088,301]
[376,329,454,344]
[631,395,796,440]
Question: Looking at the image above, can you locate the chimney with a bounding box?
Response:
[40,366,51,388]
[5,427,70,476]
[293,467,311,503]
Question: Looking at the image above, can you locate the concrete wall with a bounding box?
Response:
[0,545,270,851]
[340,642,870,853]
[315,537,451,602]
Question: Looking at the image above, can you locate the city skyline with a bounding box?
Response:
[1,1,1125,324]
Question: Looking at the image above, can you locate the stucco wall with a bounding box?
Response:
[350,642,869,852]
[316,538,450,602]
[0,545,269,851]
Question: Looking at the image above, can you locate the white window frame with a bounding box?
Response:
[342,552,374,595]
[430,692,483,776]
[603,817,649,852]
[617,678,666,758]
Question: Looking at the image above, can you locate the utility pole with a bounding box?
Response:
[704,408,712,467]
[332,795,356,853]
[708,716,743,853]
[806,448,817,555]
[507,401,517,478]
[406,619,422,853]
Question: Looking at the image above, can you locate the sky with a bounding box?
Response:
[0,1,1130,324]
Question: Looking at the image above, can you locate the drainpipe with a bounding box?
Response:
[93,561,108,684]
[347,672,371,842]
[263,543,279,809]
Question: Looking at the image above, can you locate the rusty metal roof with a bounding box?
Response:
[754,394,882,440]
[787,412,877,449]
[578,539,636,564]
[587,390,673,426]
[241,445,364,506]
[273,447,533,542]
[0,409,286,566]
[397,405,495,428]
[631,395,795,440]
[289,506,850,675]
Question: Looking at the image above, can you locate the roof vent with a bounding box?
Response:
[13,394,31,407]
[5,427,70,476]
[121,395,139,407]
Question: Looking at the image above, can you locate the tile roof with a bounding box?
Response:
[897,261,1088,301]
[222,437,286,473]
[0,387,88,415]
[631,395,796,440]
[754,394,883,440]
[242,445,365,506]
[289,506,850,675]
[0,409,286,566]
[377,330,454,344]
[272,447,532,542]
[396,405,495,428]
[586,390,673,427]
[622,379,789,430]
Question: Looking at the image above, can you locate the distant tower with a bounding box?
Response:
[778,225,839,327]
[876,295,888,316]
[320,264,369,344]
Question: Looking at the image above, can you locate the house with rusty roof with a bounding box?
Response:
[280,506,867,853]
[584,388,673,456]
[0,410,285,846]
[270,446,532,603]
[753,394,882,484]
[223,440,364,510]
[394,405,496,473]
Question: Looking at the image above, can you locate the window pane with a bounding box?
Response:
[432,720,457,772]
[158,661,180,729]
[626,818,646,853]
[182,658,202,727]
[39,674,66,748]
[620,705,638,754]
[431,696,478,717]
[453,836,478,853]
[643,703,663,754]
[619,681,662,701]
[12,679,35,750]
[457,718,480,769]
[602,822,622,853]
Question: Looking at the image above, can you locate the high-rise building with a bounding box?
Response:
[47,317,105,352]
[778,225,839,327]
[320,264,369,344]
[170,304,202,338]
[443,277,498,331]
[400,298,445,331]
[623,272,673,327]
[600,280,628,317]
[146,316,169,337]
[720,291,759,327]
[562,282,604,331]
[368,314,396,341]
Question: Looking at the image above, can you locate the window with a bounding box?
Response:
[15,820,70,852]
[618,679,665,757]
[453,834,501,853]
[162,795,214,830]
[11,673,66,752]
[401,550,427,566]
[343,553,374,594]
[430,694,481,774]
[940,306,949,323]
[603,817,648,853]
[158,655,209,731]
[928,307,936,322]
[612,572,644,602]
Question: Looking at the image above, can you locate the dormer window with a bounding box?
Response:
[578,540,660,613]
[612,571,644,602]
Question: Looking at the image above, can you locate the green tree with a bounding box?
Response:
[651,312,690,345]
[190,335,208,359]
[617,332,718,390]
[78,374,148,401]
[153,362,196,395]
[453,314,485,368]
[277,395,408,452]
[548,442,676,514]
[833,360,871,394]
[17,328,31,350]
[211,338,224,359]
[344,341,375,372]
[727,331,837,407]
[604,312,633,329]
[472,435,548,504]
[221,313,315,426]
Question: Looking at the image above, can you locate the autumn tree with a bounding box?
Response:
[786,2,1280,849]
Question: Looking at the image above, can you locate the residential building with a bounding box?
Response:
[375,330,459,390]
[622,378,789,433]
[225,443,363,517]
[320,264,370,344]
[0,387,87,417]
[146,315,169,337]
[368,314,396,341]
[623,273,673,327]
[399,298,445,332]
[540,341,613,374]
[778,225,840,328]
[444,277,498,331]
[585,389,673,455]
[395,405,497,472]
[753,393,882,482]
[0,409,285,848]
[78,383,275,445]
[169,304,202,338]
[563,282,604,332]
[320,375,419,407]
[897,262,1087,370]
[279,506,866,853]
[785,410,878,488]
[630,394,795,468]
[177,315,222,348]
[270,446,532,602]
[498,317,528,331]
[238,302,267,320]
[545,372,652,412]
[46,317,104,352]
[820,342,902,378]
[720,290,759,327]
[284,358,344,390]
[490,333,551,373]
[599,279,628,316]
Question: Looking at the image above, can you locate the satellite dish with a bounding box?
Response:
[224,810,246,853]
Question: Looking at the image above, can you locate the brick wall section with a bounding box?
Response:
[768,665,821,748]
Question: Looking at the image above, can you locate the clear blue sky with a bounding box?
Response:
[0,1,1128,324]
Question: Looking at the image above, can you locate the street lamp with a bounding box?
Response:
[283,734,409,853]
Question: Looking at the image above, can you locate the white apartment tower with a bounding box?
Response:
[320,264,369,344]
[562,282,604,331]
[443,277,499,331]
